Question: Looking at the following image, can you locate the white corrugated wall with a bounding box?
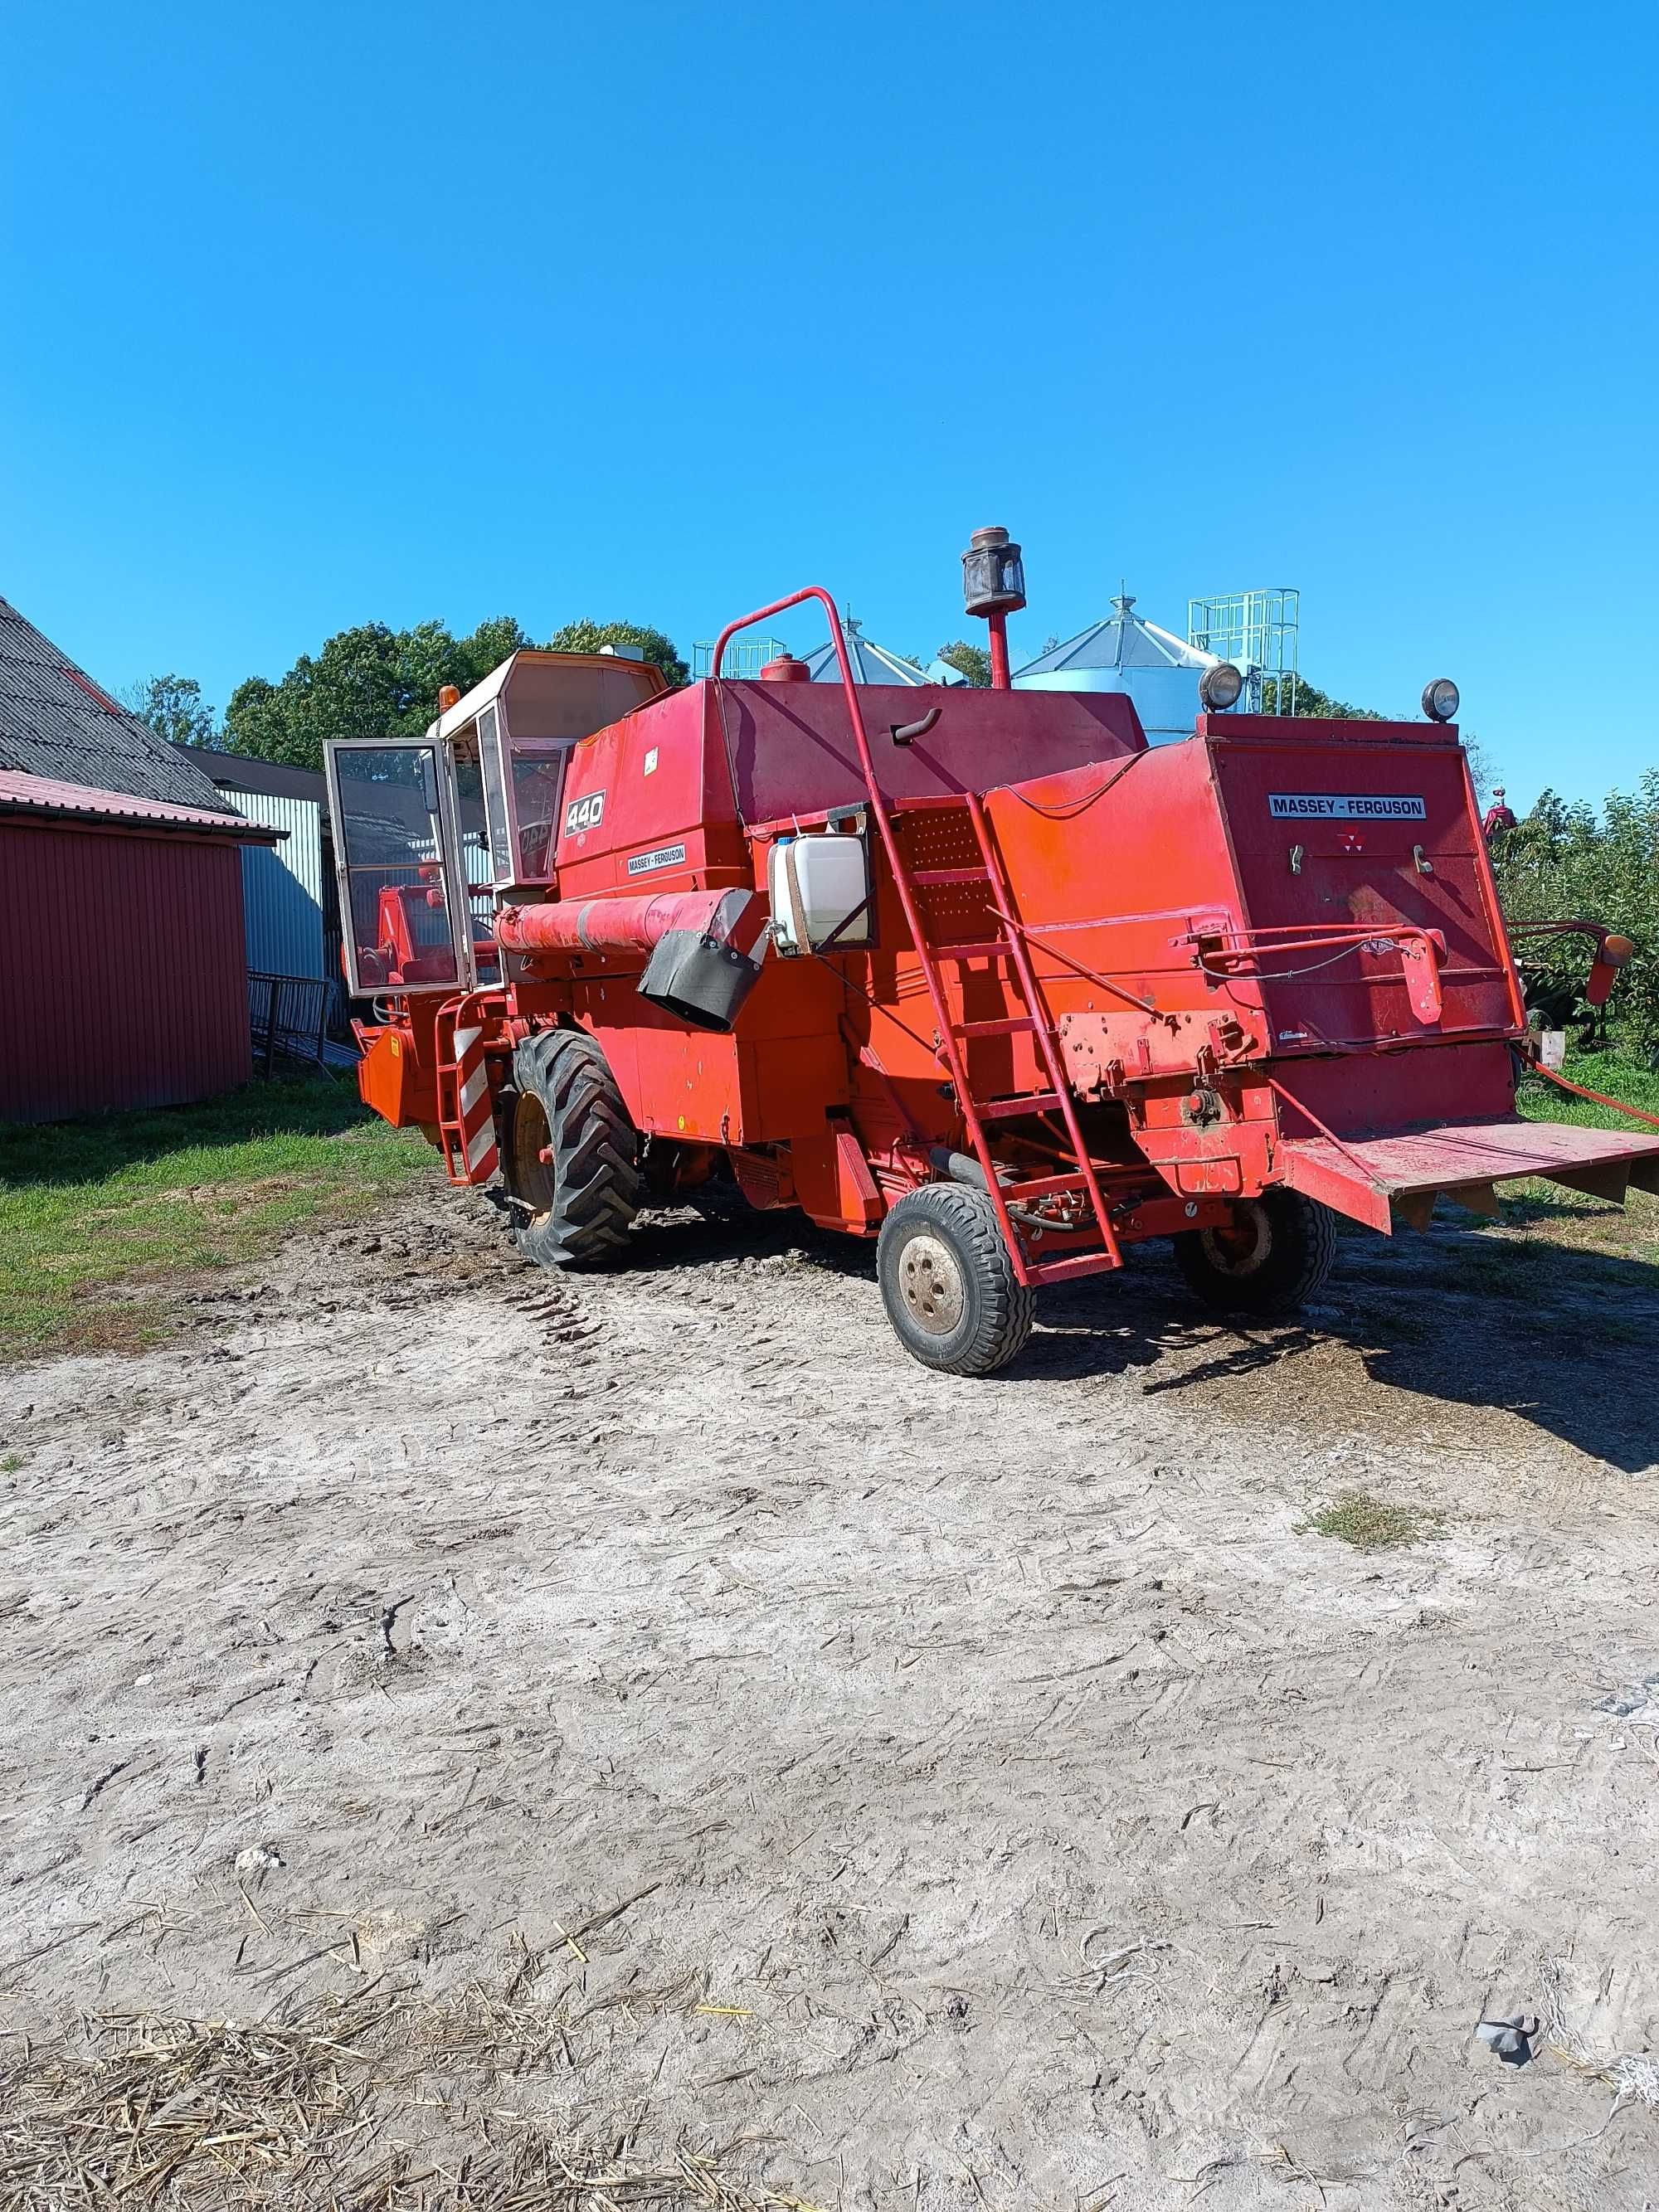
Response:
[220,787,325,977]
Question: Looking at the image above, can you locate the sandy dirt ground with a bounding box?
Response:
[2,1179,1657,2209]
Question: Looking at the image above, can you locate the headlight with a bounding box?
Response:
[1199,662,1244,712]
[1602,933,1637,967]
[1422,678,1460,722]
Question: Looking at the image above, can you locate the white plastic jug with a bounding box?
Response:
[768,834,872,955]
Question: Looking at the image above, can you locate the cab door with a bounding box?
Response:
[324,738,478,996]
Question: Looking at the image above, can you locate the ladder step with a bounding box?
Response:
[1024,1251,1122,1285]
[913,867,990,886]
[955,1015,1037,1038]
[979,1091,1063,1121]
[1006,1172,1089,1199]
[932,938,1010,960]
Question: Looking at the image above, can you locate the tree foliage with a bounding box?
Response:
[119,673,217,748]
[1258,673,1384,721]
[936,639,990,688]
[1491,777,1659,1045]
[221,617,533,771]
[546,619,688,688]
[221,613,688,773]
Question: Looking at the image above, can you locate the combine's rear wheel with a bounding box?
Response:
[1173,1190,1335,1315]
[504,1029,640,1268]
[877,1184,1035,1376]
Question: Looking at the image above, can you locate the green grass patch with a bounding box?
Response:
[1298,1490,1438,1551]
[0,1077,431,1362]
[1516,1045,1659,1132]
[1496,1046,1659,1264]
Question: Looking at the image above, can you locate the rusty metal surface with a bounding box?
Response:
[1289,1118,1659,1193]
[1282,1116,1659,1234]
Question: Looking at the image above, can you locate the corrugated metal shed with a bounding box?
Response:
[0,597,229,809]
[181,750,325,979]
[0,804,265,1123]
[227,787,324,977]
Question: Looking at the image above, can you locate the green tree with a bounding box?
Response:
[1491,775,1659,1043]
[546,619,688,688]
[936,639,991,688]
[119,673,217,747]
[222,615,533,771]
[1258,674,1384,720]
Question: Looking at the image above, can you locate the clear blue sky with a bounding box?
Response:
[3,0,1655,809]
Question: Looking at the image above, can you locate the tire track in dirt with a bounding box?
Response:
[1,1186,1656,2208]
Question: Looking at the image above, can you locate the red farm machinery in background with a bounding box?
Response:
[324,532,1659,1375]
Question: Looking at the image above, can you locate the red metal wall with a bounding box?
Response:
[0,820,252,1122]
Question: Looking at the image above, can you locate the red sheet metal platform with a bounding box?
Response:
[1281,1117,1659,1232]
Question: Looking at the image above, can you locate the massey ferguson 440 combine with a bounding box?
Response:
[325,532,1659,1374]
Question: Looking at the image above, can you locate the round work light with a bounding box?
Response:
[1199,662,1245,712]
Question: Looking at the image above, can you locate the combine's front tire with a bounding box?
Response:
[1174,1190,1335,1315]
[504,1029,640,1269]
[877,1184,1035,1376]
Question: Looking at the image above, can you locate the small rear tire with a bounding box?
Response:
[877,1183,1035,1376]
[504,1028,640,1269]
[1173,1190,1335,1315]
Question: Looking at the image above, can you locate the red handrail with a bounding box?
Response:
[708,588,1062,1278]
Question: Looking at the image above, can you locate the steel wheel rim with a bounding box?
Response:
[898,1229,966,1336]
[511,1094,554,1221]
[1199,1203,1271,1278]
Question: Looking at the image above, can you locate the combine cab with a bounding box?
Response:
[326,546,1659,1374]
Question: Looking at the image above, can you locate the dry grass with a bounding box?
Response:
[0,1983,820,2211]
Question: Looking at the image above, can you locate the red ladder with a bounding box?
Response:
[706,586,1121,1289]
[434,990,508,1187]
[890,790,1123,1288]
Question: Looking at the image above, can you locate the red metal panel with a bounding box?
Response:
[1209,732,1519,1049]
[0,768,275,834]
[0,820,251,1122]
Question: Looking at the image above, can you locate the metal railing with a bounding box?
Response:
[692,634,787,679]
[247,970,338,1075]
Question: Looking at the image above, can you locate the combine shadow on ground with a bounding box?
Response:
[1040,1218,1659,1473]
[625,1198,1659,1474]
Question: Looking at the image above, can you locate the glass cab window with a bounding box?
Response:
[327,741,471,996]
[469,653,664,889]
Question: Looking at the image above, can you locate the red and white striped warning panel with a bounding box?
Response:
[448,1015,499,1184]
[435,995,502,1187]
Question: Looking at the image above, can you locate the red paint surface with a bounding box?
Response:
[0,819,252,1121]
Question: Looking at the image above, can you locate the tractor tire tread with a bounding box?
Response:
[877,1181,1035,1377]
[1174,1189,1336,1315]
[508,1028,641,1270]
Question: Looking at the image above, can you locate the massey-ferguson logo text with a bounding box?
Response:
[1268,793,1427,820]
[564,790,606,836]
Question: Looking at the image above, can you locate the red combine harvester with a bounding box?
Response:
[325,534,1659,1373]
